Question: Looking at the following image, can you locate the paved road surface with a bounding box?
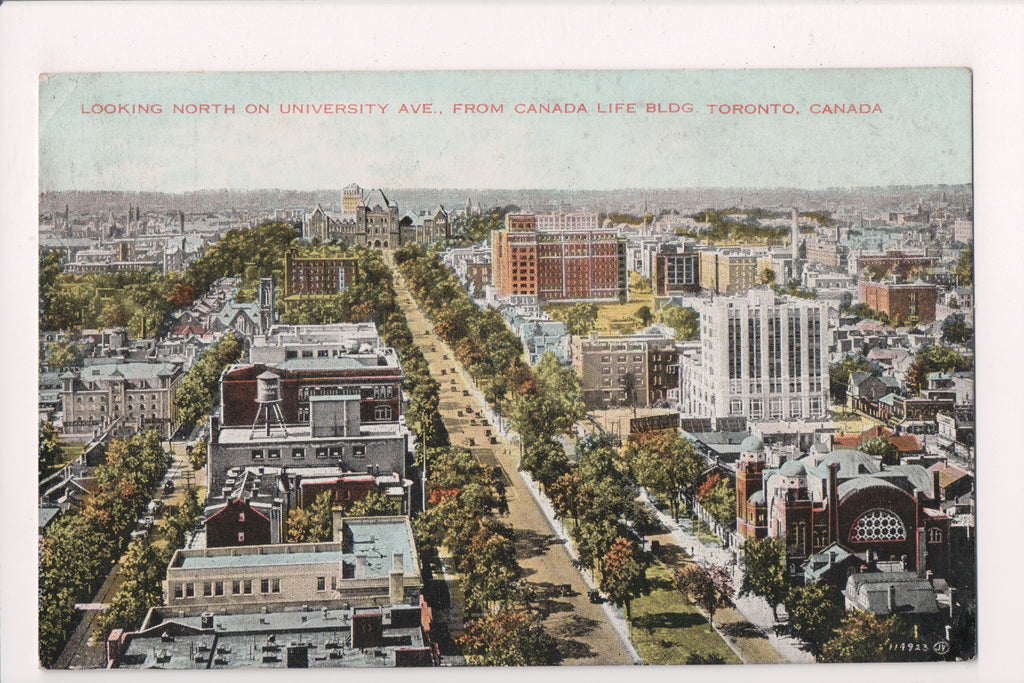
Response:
[387,254,633,666]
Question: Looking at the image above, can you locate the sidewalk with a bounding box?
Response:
[638,490,815,664]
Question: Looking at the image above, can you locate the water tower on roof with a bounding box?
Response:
[251,371,289,438]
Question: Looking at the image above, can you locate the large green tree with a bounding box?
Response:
[821,611,914,663]
[955,243,973,285]
[39,421,63,475]
[347,490,400,517]
[626,430,705,519]
[941,313,973,345]
[907,345,972,393]
[555,302,599,338]
[740,537,789,621]
[659,305,700,341]
[784,582,846,657]
[701,478,736,527]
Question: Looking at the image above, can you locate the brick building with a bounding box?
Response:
[736,437,951,580]
[571,327,677,408]
[491,213,626,301]
[858,279,937,324]
[163,517,422,611]
[283,250,359,298]
[60,361,183,439]
[651,242,701,296]
[698,249,759,295]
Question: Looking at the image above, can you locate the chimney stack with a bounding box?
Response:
[354,555,368,579]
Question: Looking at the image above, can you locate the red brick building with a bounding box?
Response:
[219,361,402,427]
[736,437,951,579]
[858,279,937,324]
[284,250,359,298]
[492,213,626,301]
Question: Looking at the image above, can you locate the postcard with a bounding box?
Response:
[30,67,980,672]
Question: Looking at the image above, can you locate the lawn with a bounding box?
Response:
[545,293,657,337]
[42,441,86,479]
[830,407,884,435]
[627,561,741,665]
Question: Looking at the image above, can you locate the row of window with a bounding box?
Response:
[250,444,366,461]
[173,578,281,599]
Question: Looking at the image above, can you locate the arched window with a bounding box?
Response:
[849,509,907,542]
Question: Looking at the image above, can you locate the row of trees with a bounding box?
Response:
[412,444,557,665]
[395,245,534,414]
[39,430,170,666]
[171,334,243,433]
[96,488,202,639]
[396,248,655,647]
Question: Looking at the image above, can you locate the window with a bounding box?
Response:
[238,531,245,543]
[232,581,241,595]
[849,509,907,542]
[267,449,280,460]
[928,528,943,543]
[251,449,264,461]
[271,579,281,593]
[243,580,252,595]
[316,447,328,459]
[302,350,314,358]
[185,582,194,598]
[174,584,183,599]
[329,446,343,458]
[238,512,246,523]
[292,447,305,459]
[374,405,393,421]
[261,579,270,594]
[353,445,365,457]
[317,576,326,591]
[214,581,224,596]
[203,582,212,597]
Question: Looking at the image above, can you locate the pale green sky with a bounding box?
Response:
[39,69,971,191]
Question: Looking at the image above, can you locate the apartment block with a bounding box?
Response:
[492,213,626,301]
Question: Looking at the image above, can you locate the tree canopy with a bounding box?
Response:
[740,537,789,621]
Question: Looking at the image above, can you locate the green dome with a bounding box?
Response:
[741,434,764,452]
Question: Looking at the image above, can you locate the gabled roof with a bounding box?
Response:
[362,188,392,210]
[929,462,972,489]
[844,571,941,615]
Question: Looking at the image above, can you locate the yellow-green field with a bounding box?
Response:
[627,561,741,665]
[545,290,657,336]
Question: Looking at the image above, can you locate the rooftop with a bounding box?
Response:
[113,604,431,669]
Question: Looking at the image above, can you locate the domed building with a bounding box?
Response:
[737,445,951,579]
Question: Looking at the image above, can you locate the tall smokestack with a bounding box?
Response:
[791,207,800,261]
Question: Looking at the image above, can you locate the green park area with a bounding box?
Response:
[627,561,741,665]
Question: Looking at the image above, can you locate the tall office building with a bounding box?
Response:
[491,213,626,301]
[679,288,829,420]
